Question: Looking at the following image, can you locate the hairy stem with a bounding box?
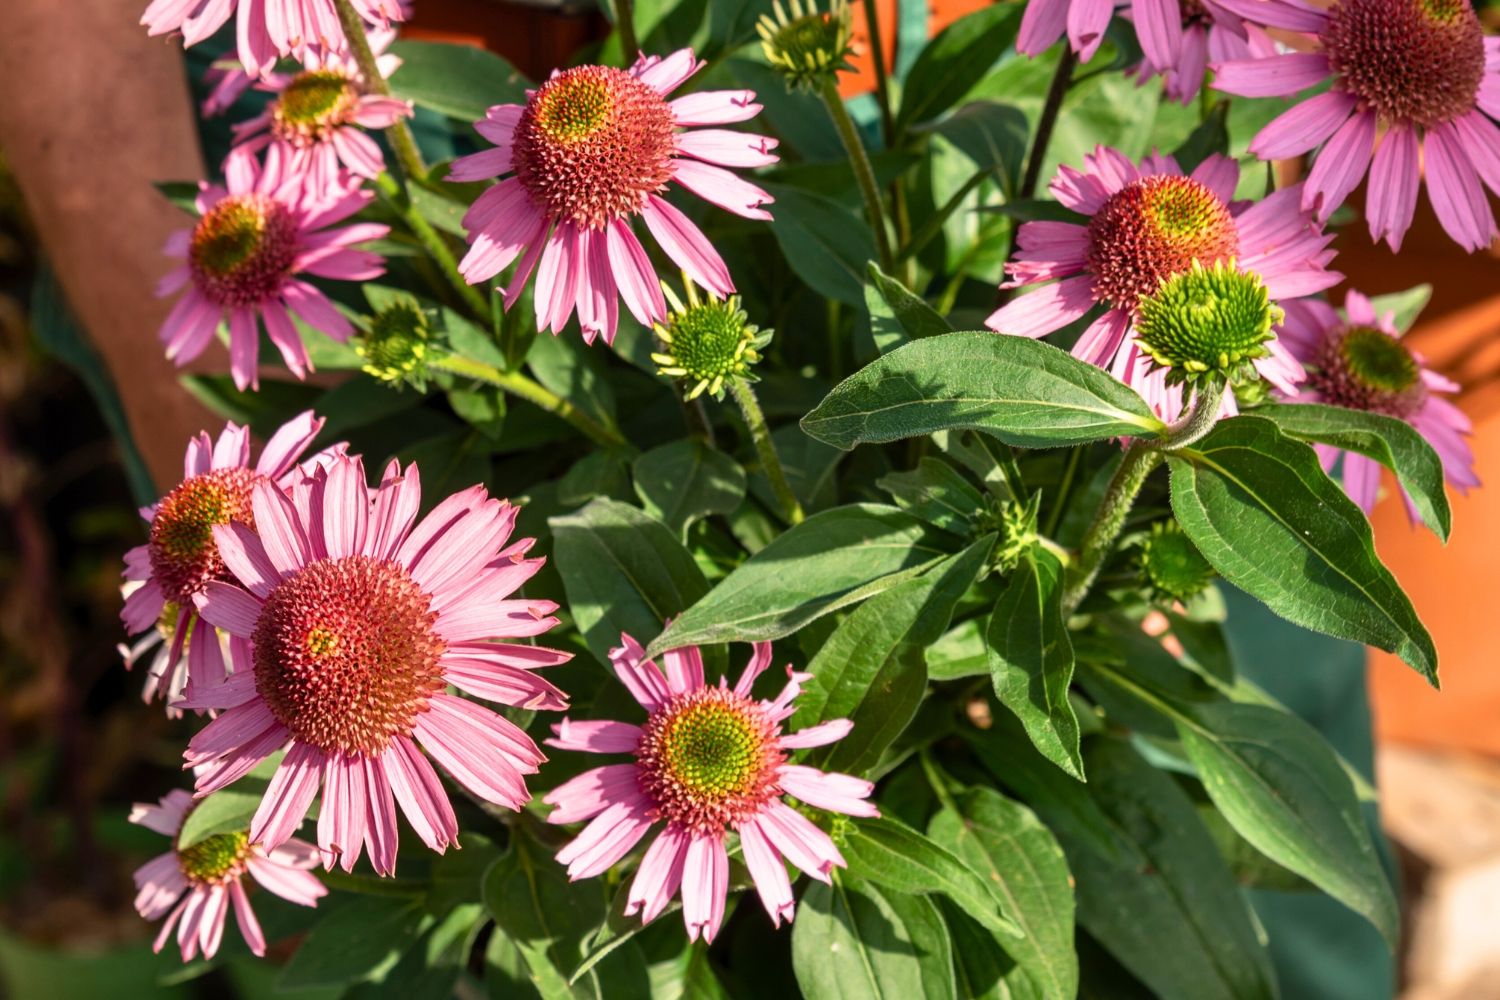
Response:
[429,354,633,453]
[331,0,426,182]
[613,0,640,64]
[729,379,805,525]
[1161,380,1227,451]
[819,75,895,274]
[373,174,492,321]
[1019,47,1076,200]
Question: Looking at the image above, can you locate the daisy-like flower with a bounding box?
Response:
[1278,289,1479,515]
[1125,5,1279,104]
[987,146,1337,419]
[157,150,389,391]
[451,48,778,346]
[184,454,571,875]
[543,635,877,943]
[230,29,413,192]
[140,0,403,79]
[1019,0,1299,94]
[1215,0,1500,251]
[120,410,336,709]
[130,789,325,962]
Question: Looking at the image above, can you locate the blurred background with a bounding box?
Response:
[1,0,1498,997]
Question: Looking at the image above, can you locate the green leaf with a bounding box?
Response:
[866,262,953,355]
[644,504,953,658]
[987,552,1083,780]
[481,834,636,999]
[926,616,989,680]
[175,787,265,850]
[527,330,618,427]
[926,101,1029,188]
[154,180,200,214]
[388,40,528,123]
[802,332,1166,452]
[1175,701,1399,948]
[632,439,747,536]
[1257,401,1451,540]
[550,499,709,663]
[792,878,957,1000]
[1168,415,1437,685]
[1027,738,1277,1000]
[843,816,1021,937]
[1366,284,1432,331]
[279,898,428,990]
[1163,609,1235,684]
[877,457,987,534]
[760,183,877,306]
[345,904,483,1000]
[1169,100,1230,174]
[928,788,1078,1000]
[896,4,1021,134]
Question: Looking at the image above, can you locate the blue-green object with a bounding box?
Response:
[1221,585,1397,1000]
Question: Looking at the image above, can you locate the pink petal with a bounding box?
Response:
[756,801,845,881]
[778,764,879,817]
[1248,91,1357,160]
[670,90,762,126]
[546,718,642,754]
[283,280,353,341]
[1366,125,1420,252]
[985,274,1097,338]
[605,220,668,326]
[193,581,263,637]
[228,879,267,957]
[256,409,324,479]
[250,742,323,850]
[1066,0,1114,60]
[544,763,641,825]
[640,194,733,297]
[555,797,655,879]
[318,752,368,872]
[1133,0,1183,70]
[609,633,672,711]
[1018,0,1069,56]
[250,478,312,575]
[1301,110,1375,221]
[212,521,280,598]
[626,824,690,923]
[383,734,460,852]
[676,129,779,169]
[361,756,400,876]
[1425,121,1498,252]
[680,834,729,943]
[1212,53,1330,98]
[246,855,328,906]
[443,656,569,711]
[738,818,795,927]
[779,718,854,750]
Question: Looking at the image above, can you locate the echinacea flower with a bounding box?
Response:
[543,635,877,943]
[1125,6,1279,104]
[652,282,770,401]
[157,150,389,390]
[1214,0,1500,251]
[1019,0,1299,96]
[120,410,336,709]
[451,48,778,345]
[230,29,412,192]
[757,0,855,91]
[131,789,325,961]
[140,0,403,79]
[987,146,1336,419]
[1278,289,1479,515]
[184,454,571,875]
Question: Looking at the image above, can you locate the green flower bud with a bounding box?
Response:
[1134,259,1283,389]
[652,292,770,401]
[1138,521,1214,604]
[357,298,431,389]
[987,493,1041,573]
[757,0,854,91]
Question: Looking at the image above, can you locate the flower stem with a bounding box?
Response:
[861,0,896,147]
[614,0,641,63]
[373,173,492,321]
[729,379,805,525]
[1018,47,1076,201]
[429,353,634,454]
[1059,443,1162,617]
[331,0,426,183]
[1058,381,1226,615]
[819,75,895,274]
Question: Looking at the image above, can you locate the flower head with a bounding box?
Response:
[229,30,413,191]
[652,283,769,400]
[1278,290,1479,517]
[1138,520,1215,602]
[757,0,855,91]
[120,411,337,710]
[1215,0,1500,251]
[357,296,433,388]
[130,789,325,962]
[543,635,877,943]
[451,48,778,345]
[157,151,389,390]
[183,454,571,875]
[140,0,405,78]
[1125,1,1280,104]
[987,147,1330,419]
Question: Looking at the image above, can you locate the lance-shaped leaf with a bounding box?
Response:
[866,262,953,355]
[987,552,1083,780]
[1176,701,1399,948]
[1257,402,1451,540]
[644,504,953,657]
[792,877,957,1000]
[802,332,1165,452]
[1168,416,1437,686]
[632,439,747,537]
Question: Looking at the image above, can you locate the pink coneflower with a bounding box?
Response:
[451,48,778,346]
[184,454,570,875]
[120,410,336,709]
[1278,289,1478,515]
[1019,0,1297,94]
[140,0,403,78]
[230,29,412,192]
[543,634,877,943]
[987,146,1335,418]
[157,149,389,390]
[1125,6,1279,104]
[1214,0,1500,251]
[131,789,325,961]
